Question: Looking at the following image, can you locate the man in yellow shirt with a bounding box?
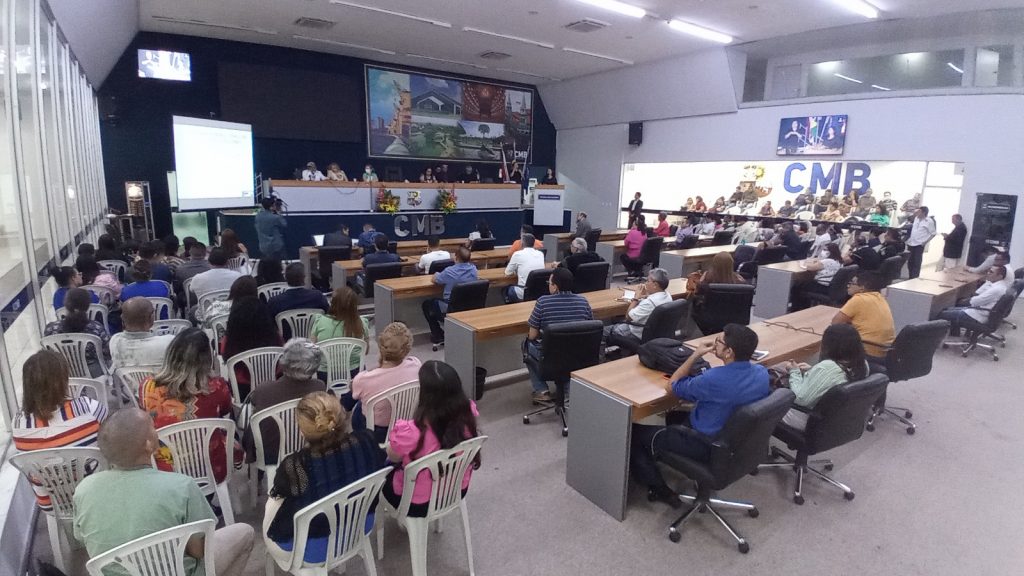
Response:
[832,271,895,364]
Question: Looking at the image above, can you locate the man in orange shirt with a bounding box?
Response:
[507,224,543,257]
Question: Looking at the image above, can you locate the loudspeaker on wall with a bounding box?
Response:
[628,121,643,146]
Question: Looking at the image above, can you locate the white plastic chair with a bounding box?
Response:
[153,278,174,296]
[82,284,116,307]
[41,333,110,380]
[209,313,230,345]
[156,419,238,525]
[250,398,304,507]
[225,346,284,405]
[249,258,261,277]
[276,309,322,340]
[227,255,249,273]
[318,337,367,397]
[198,289,231,316]
[114,365,160,407]
[363,380,420,446]
[258,282,289,302]
[56,303,110,331]
[98,259,128,282]
[183,277,197,311]
[153,319,192,336]
[85,519,215,576]
[9,447,109,573]
[69,377,110,407]
[146,296,175,320]
[376,436,487,576]
[266,467,391,576]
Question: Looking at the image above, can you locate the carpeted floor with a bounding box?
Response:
[41,305,1024,576]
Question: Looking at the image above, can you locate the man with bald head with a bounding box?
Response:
[109,297,174,369]
[74,409,254,576]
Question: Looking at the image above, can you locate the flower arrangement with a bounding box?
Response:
[376,186,400,214]
[743,164,766,181]
[436,185,458,214]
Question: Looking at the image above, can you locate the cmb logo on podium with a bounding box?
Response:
[394,214,445,238]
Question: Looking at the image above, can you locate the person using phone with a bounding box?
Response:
[602,268,672,354]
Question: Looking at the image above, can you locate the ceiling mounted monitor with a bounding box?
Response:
[138,49,192,81]
[777,115,847,156]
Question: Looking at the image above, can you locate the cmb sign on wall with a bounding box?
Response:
[782,162,871,195]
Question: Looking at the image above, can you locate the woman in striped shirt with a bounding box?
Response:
[13,350,108,509]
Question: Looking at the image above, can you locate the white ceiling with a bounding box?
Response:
[51,0,1024,87]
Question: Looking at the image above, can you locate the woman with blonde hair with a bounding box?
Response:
[696,252,745,294]
[309,286,370,377]
[349,322,421,442]
[265,391,386,558]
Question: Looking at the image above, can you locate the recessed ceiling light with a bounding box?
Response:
[562,47,633,65]
[833,73,863,84]
[667,19,733,44]
[496,68,562,82]
[328,0,451,27]
[947,62,964,74]
[462,27,554,49]
[292,34,395,55]
[830,0,878,19]
[575,0,646,19]
[406,53,488,70]
[870,84,891,91]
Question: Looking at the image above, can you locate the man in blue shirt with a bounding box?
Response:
[422,246,478,344]
[267,263,329,337]
[524,267,594,404]
[357,223,381,250]
[630,323,770,507]
[254,197,287,260]
[354,234,401,293]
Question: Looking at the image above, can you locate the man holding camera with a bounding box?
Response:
[255,197,287,260]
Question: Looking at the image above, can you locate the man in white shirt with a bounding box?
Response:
[417,237,452,274]
[110,297,173,369]
[603,268,673,349]
[939,265,1008,335]
[189,247,241,301]
[906,206,937,278]
[967,250,1016,287]
[302,162,326,181]
[503,233,545,303]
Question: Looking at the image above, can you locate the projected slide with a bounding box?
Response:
[366,65,534,162]
[172,116,254,211]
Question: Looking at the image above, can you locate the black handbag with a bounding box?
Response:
[638,338,711,376]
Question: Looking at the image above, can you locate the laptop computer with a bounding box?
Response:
[312,234,325,246]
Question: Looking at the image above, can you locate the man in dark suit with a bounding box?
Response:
[940,213,968,270]
[267,263,329,335]
[627,192,643,229]
[559,238,605,275]
[323,223,352,248]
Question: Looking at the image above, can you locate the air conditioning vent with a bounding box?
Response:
[478,51,512,60]
[294,17,336,29]
[564,18,609,33]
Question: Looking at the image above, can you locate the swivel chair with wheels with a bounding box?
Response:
[659,388,794,553]
[757,374,888,504]
[803,265,859,308]
[522,268,554,302]
[711,231,734,246]
[878,255,904,287]
[694,284,754,335]
[677,235,700,249]
[522,320,603,436]
[584,228,602,253]
[942,291,1016,361]
[353,262,403,299]
[867,320,949,434]
[623,237,664,282]
[431,279,490,351]
[314,246,351,290]
[573,261,610,293]
[470,238,495,251]
[606,298,690,357]
[1000,278,1024,331]
[427,258,454,274]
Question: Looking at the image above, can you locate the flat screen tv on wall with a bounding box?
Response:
[138,49,191,82]
[366,65,534,163]
[776,115,847,156]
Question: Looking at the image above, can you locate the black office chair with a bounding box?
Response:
[584,228,602,253]
[606,298,691,356]
[999,278,1024,331]
[573,261,610,293]
[694,283,755,335]
[732,244,757,272]
[678,235,700,249]
[878,255,904,287]
[432,279,491,351]
[623,236,664,282]
[387,241,398,254]
[427,259,454,274]
[793,240,813,260]
[942,291,1016,361]
[353,262,403,299]
[659,388,795,553]
[868,320,949,434]
[522,268,554,302]
[803,265,859,308]
[757,374,888,504]
[470,238,495,251]
[711,231,734,246]
[737,246,787,282]
[314,246,352,291]
[669,225,679,237]
[522,320,604,436]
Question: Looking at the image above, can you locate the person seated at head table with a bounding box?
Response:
[630,324,770,507]
[325,162,348,181]
[302,161,326,181]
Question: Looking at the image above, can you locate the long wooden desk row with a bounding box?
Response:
[330,248,512,289]
[442,278,689,397]
[373,268,517,334]
[300,238,473,286]
[567,305,837,521]
[596,240,739,282]
[887,268,984,331]
[542,229,631,263]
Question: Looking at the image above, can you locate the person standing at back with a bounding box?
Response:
[503,233,545,303]
[627,192,643,229]
[939,213,968,271]
[255,197,288,261]
[906,206,936,278]
[570,211,592,241]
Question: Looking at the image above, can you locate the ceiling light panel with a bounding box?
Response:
[406,53,488,70]
[575,0,646,19]
[328,1,451,27]
[496,67,562,82]
[830,0,879,19]
[462,27,554,49]
[667,19,733,44]
[292,34,395,55]
[151,15,277,35]
[562,47,633,65]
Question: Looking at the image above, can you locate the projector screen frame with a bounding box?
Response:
[172,115,256,212]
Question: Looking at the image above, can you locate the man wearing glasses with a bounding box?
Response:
[524,267,594,404]
[630,324,770,507]
[603,268,672,352]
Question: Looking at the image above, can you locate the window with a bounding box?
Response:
[975,45,1014,88]
[808,50,966,97]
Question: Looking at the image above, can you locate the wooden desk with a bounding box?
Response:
[659,244,739,279]
[300,239,472,286]
[566,305,834,521]
[753,260,816,319]
[595,238,677,281]
[373,267,515,334]
[443,278,688,398]
[542,229,629,263]
[886,273,982,331]
[330,248,510,290]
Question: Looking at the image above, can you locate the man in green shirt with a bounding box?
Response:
[74,409,254,576]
